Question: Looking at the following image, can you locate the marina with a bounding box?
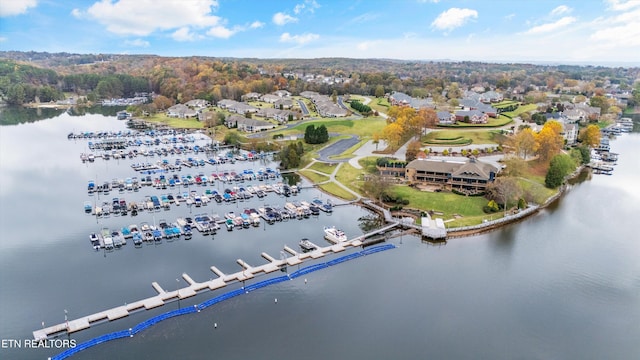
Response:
[1,110,638,360]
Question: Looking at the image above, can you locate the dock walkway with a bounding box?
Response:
[34,234,378,341]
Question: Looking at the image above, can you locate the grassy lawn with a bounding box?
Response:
[144,114,204,129]
[271,117,387,138]
[493,100,521,108]
[501,104,537,118]
[318,182,358,201]
[423,130,500,145]
[308,161,339,175]
[351,95,391,115]
[334,162,368,194]
[298,169,330,183]
[390,185,489,219]
[517,178,557,204]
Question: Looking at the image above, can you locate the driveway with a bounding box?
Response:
[296,99,310,115]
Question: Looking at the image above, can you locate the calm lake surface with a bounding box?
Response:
[0,110,638,360]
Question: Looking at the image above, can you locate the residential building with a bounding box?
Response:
[274,98,294,109]
[454,110,488,124]
[167,104,197,118]
[224,115,276,132]
[241,92,260,102]
[216,99,258,114]
[184,99,210,109]
[388,91,434,109]
[437,111,456,125]
[405,157,498,195]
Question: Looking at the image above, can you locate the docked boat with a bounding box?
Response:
[225,218,234,231]
[323,226,347,243]
[89,233,101,250]
[299,238,316,251]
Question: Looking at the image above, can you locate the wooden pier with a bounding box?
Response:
[33,234,384,341]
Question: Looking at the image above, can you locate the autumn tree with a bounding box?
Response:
[501,156,527,177]
[416,108,438,133]
[372,132,381,150]
[362,174,392,205]
[382,122,403,148]
[589,95,609,113]
[578,124,601,148]
[405,140,422,162]
[153,95,173,110]
[535,120,564,162]
[512,127,537,159]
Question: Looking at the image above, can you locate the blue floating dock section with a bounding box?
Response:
[50,244,395,360]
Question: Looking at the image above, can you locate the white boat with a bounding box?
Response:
[299,238,316,251]
[323,226,348,243]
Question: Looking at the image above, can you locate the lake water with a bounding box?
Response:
[0,110,638,360]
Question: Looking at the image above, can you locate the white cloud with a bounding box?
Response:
[172,27,199,42]
[431,8,478,32]
[418,0,441,3]
[279,32,319,45]
[250,21,265,29]
[590,7,640,47]
[294,0,320,14]
[606,0,640,11]
[70,8,82,18]
[550,5,572,16]
[85,0,221,36]
[124,39,150,47]
[356,41,376,51]
[524,16,576,34]
[0,36,7,42]
[504,13,515,21]
[207,26,235,39]
[273,12,298,25]
[0,0,37,16]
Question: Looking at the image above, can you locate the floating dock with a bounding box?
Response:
[34,234,375,341]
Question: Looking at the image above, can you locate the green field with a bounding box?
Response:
[501,103,537,118]
[423,130,500,145]
[271,117,386,138]
[144,114,204,129]
[350,95,390,115]
[390,185,488,219]
[308,161,339,175]
[318,182,358,201]
[299,169,330,183]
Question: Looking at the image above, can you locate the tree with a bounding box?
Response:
[372,132,381,150]
[416,108,437,132]
[153,95,173,111]
[502,156,527,177]
[512,127,537,159]
[486,177,521,215]
[374,85,384,98]
[545,154,576,188]
[382,122,403,148]
[578,124,601,148]
[6,84,26,105]
[589,95,609,113]
[363,174,391,205]
[405,140,421,162]
[535,120,564,162]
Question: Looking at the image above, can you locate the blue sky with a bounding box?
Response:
[1,0,639,65]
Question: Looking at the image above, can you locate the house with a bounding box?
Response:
[185,99,210,109]
[316,100,348,117]
[479,91,503,103]
[273,90,291,98]
[405,157,498,195]
[217,99,258,114]
[225,114,276,132]
[167,104,198,118]
[563,122,578,145]
[256,108,297,123]
[563,109,584,123]
[437,111,456,125]
[274,98,294,109]
[388,91,434,109]
[260,94,281,103]
[241,92,261,102]
[454,110,488,124]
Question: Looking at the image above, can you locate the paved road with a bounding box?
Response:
[296,99,310,115]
